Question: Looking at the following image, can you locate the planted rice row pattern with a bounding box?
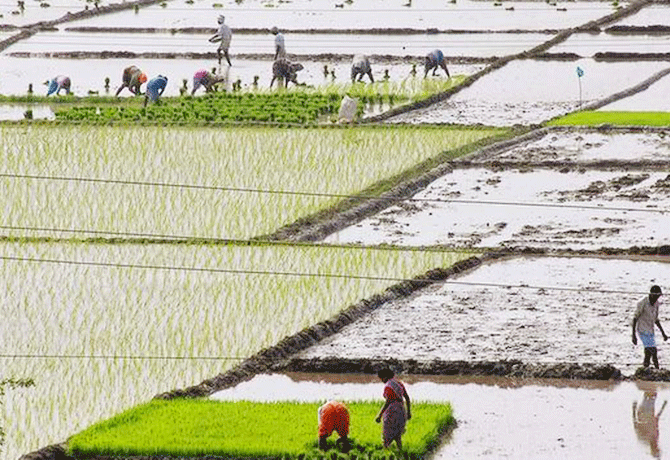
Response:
[54,93,343,124]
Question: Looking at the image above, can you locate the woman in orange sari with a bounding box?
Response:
[375,368,411,449]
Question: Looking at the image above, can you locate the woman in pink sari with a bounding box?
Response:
[375,368,411,449]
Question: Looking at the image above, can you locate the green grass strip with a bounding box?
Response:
[67,399,454,459]
[548,111,670,127]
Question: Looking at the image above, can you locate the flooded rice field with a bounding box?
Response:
[472,128,670,163]
[294,256,670,377]
[55,0,618,31]
[324,128,670,250]
[212,372,670,460]
[550,32,670,57]
[601,74,670,112]
[386,59,670,126]
[8,30,550,59]
[615,4,670,27]
[326,167,670,249]
[0,54,482,97]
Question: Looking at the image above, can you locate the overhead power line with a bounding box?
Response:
[0,254,660,297]
[0,172,666,214]
[0,353,245,360]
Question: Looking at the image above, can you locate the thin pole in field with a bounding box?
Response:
[576,66,584,109]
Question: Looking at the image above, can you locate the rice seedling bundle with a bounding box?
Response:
[67,399,454,459]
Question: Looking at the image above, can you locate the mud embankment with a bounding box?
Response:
[273,357,623,380]
[63,26,562,35]
[6,50,493,64]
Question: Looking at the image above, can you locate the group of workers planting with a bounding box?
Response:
[318,368,411,452]
[45,15,451,100]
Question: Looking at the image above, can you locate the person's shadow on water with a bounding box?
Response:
[633,383,668,459]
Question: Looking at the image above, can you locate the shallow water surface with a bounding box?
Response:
[325,168,670,249]
[8,29,549,59]
[212,372,670,459]
[550,32,670,57]
[387,59,670,126]
[296,256,670,376]
[0,104,54,120]
[0,54,481,96]
[59,0,617,31]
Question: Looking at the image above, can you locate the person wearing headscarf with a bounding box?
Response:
[209,15,232,66]
[424,49,450,78]
[46,75,71,96]
[271,26,286,60]
[318,400,351,451]
[115,65,147,96]
[375,368,411,450]
[191,69,225,95]
[144,75,168,107]
[351,54,374,83]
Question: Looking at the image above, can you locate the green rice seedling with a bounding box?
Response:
[547,111,670,127]
[0,125,502,240]
[0,241,472,460]
[67,399,454,459]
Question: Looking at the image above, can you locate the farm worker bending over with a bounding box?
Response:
[209,15,232,66]
[318,400,351,451]
[191,69,225,95]
[375,367,411,450]
[115,66,147,96]
[424,49,450,78]
[351,54,374,83]
[144,75,168,107]
[270,59,303,88]
[46,75,71,96]
[271,26,286,60]
[633,285,668,369]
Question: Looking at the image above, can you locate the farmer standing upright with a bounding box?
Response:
[209,15,232,66]
[633,285,668,369]
[271,26,286,60]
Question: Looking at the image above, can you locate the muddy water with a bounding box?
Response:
[0,0,111,27]
[475,129,670,163]
[601,74,670,112]
[8,29,550,59]
[211,372,670,459]
[60,0,616,31]
[295,256,670,377]
[324,168,670,250]
[616,4,670,27]
[550,32,670,57]
[0,105,55,120]
[0,54,481,96]
[386,59,670,126]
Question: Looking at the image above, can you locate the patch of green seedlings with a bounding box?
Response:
[56,92,342,125]
[548,111,670,127]
[0,124,502,239]
[41,75,466,125]
[0,241,471,460]
[67,399,454,459]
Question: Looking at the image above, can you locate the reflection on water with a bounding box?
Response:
[635,381,669,459]
[212,373,670,459]
[0,105,54,120]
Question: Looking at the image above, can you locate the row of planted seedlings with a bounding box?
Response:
[67,399,454,460]
[0,123,501,460]
[3,75,465,124]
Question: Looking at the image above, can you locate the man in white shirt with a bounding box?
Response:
[633,285,668,369]
[271,26,286,60]
[209,15,232,66]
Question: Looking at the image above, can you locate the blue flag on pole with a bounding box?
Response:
[576,66,584,78]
